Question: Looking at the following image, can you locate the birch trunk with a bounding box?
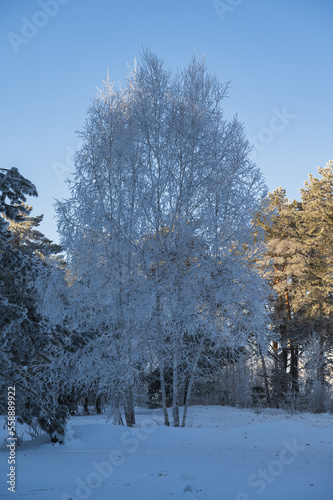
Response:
[172,349,180,427]
[181,341,203,427]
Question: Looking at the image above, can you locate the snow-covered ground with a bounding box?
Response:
[1,405,332,499]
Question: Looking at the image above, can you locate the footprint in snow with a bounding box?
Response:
[183,483,202,498]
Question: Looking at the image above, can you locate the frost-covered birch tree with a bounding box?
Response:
[56,49,269,426]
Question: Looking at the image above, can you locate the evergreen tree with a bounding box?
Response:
[295,162,333,384]
[256,162,333,407]
[296,163,333,329]
[0,168,67,442]
[255,188,303,399]
[0,167,38,378]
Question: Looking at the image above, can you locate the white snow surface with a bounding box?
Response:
[1,405,332,499]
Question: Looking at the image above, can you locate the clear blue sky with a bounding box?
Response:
[1,0,332,243]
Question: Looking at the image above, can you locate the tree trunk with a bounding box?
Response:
[124,386,135,427]
[84,397,89,415]
[159,359,170,426]
[156,289,170,426]
[183,378,189,406]
[259,347,271,406]
[272,340,279,370]
[172,350,180,427]
[95,395,102,414]
[290,344,299,394]
[181,342,203,427]
[317,336,326,384]
[280,325,289,374]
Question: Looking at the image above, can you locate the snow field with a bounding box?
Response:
[1,405,332,499]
